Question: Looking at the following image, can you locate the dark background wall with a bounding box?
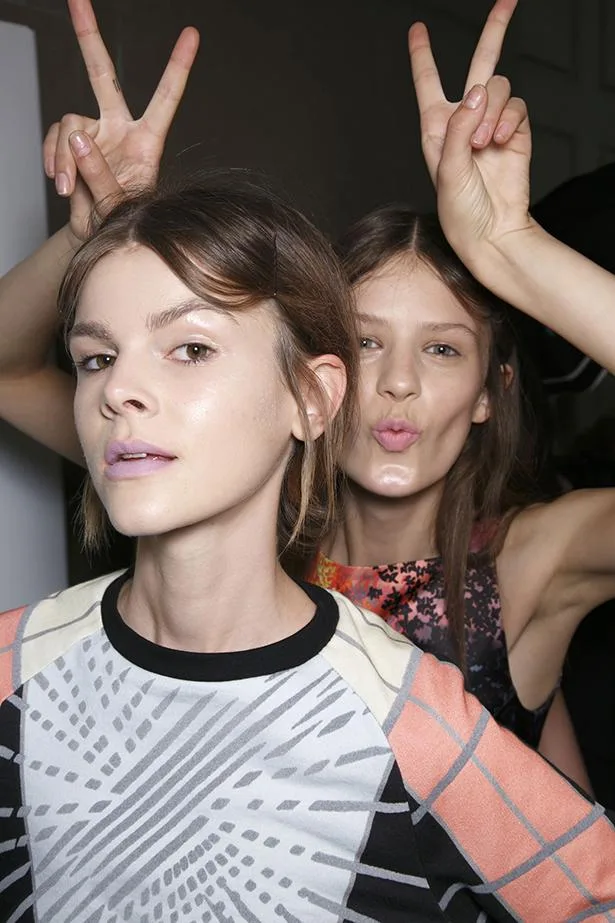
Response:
[2,0,613,240]
[0,0,447,238]
[2,0,612,248]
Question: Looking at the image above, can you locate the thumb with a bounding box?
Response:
[68,175,95,242]
[69,131,123,217]
[437,84,488,188]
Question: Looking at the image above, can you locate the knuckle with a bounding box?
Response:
[448,109,470,132]
[491,74,511,94]
[509,96,527,113]
[87,160,106,179]
[60,112,85,130]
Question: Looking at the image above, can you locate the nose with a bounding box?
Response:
[101,357,158,419]
[377,346,420,401]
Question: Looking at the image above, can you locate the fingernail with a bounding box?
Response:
[494,122,510,143]
[45,157,55,178]
[472,122,490,146]
[56,173,69,196]
[464,85,485,109]
[69,131,91,157]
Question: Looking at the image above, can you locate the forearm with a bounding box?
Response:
[468,220,615,375]
[538,688,594,795]
[0,224,80,376]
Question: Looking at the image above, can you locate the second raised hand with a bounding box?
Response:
[408,0,533,260]
[45,0,200,198]
[408,0,518,185]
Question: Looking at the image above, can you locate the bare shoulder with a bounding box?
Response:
[497,488,615,635]
[501,489,615,559]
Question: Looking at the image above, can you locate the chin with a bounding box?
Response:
[105,505,180,539]
[369,465,422,496]
[370,481,418,500]
[350,473,418,500]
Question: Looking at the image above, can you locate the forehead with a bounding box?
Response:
[75,245,193,321]
[355,257,480,332]
[71,244,282,350]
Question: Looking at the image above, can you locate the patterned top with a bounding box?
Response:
[310,549,550,747]
[1,571,614,921]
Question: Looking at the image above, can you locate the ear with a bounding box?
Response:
[472,362,514,425]
[501,362,514,390]
[472,388,490,425]
[291,354,347,441]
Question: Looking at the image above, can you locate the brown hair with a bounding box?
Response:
[338,205,545,669]
[60,174,358,557]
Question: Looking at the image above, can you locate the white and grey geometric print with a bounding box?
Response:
[20,632,395,921]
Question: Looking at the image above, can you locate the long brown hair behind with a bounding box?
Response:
[338,205,548,671]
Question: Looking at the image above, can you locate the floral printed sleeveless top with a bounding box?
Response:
[309,548,551,748]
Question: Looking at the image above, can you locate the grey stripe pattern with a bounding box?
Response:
[18,630,397,921]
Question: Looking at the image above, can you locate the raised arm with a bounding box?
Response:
[0,144,121,464]
[0,0,199,463]
[408,0,615,377]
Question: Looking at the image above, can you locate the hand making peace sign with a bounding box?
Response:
[44,0,199,241]
[409,0,534,263]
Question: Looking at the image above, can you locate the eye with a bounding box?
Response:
[172,343,214,364]
[425,343,460,358]
[74,353,115,372]
[359,336,380,350]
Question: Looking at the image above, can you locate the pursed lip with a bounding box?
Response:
[372,418,421,436]
[371,418,421,452]
[104,440,177,466]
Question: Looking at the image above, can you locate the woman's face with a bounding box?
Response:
[69,244,303,539]
[342,257,490,500]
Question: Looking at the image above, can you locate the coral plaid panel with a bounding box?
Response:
[0,607,26,703]
[390,653,615,920]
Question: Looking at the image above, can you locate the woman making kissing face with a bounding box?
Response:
[344,252,490,515]
[314,208,560,772]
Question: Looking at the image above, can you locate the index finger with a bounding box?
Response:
[408,21,446,112]
[464,0,518,94]
[67,0,131,118]
[141,27,200,138]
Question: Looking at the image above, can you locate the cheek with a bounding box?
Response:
[425,369,485,425]
[179,370,294,443]
[424,384,484,466]
[357,359,379,395]
[73,386,98,446]
[352,364,380,429]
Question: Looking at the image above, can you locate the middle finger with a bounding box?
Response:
[464,0,518,94]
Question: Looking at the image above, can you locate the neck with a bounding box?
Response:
[119,494,313,653]
[326,480,444,566]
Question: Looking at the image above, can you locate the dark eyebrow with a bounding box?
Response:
[357,314,478,340]
[68,297,238,344]
[357,312,393,329]
[421,322,478,340]
[145,297,238,332]
[68,320,115,345]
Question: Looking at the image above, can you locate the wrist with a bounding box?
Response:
[464,218,546,292]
